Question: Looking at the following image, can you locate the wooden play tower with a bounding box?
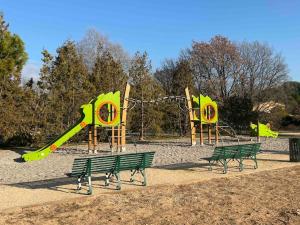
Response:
[87,83,131,153]
[185,87,219,146]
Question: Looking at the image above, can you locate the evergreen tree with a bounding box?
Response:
[38,41,92,136]
[128,52,164,139]
[91,50,127,95]
[0,14,28,144]
[155,58,194,135]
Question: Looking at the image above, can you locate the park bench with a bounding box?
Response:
[202,145,239,173]
[68,151,155,195]
[234,143,261,171]
[202,143,261,173]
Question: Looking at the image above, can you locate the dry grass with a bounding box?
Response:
[1,165,299,225]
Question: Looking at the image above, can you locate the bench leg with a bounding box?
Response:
[105,173,110,186]
[223,159,228,174]
[115,173,121,190]
[130,170,137,182]
[239,159,244,172]
[87,176,93,195]
[77,176,82,190]
[140,169,147,186]
[208,161,213,171]
[253,156,258,169]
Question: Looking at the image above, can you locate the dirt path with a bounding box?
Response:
[0,153,297,210]
[1,165,299,225]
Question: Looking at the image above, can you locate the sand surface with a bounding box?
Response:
[0,138,299,224]
[0,165,299,225]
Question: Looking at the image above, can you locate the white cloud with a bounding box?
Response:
[21,61,40,82]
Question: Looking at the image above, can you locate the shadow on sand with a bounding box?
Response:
[260,149,289,155]
[7,173,151,194]
[0,146,36,156]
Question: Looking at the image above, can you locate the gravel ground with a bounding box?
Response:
[0,137,289,184]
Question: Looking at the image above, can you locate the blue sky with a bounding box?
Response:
[1,0,300,81]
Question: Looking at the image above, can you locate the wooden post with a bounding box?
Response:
[257,120,260,142]
[215,123,219,145]
[207,105,212,144]
[121,83,131,152]
[93,125,97,154]
[185,87,196,146]
[117,125,121,152]
[208,124,211,144]
[88,126,92,154]
[111,126,115,150]
[198,96,204,146]
[200,123,204,145]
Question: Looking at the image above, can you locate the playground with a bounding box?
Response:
[0,85,298,224]
[1,2,300,223]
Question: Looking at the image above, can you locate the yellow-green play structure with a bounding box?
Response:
[185,87,219,146]
[250,122,279,138]
[192,94,218,124]
[22,92,121,162]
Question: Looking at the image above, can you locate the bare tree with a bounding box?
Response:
[238,41,288,103]
[189,35,241,101]
[188,36,288,106]
[154,59,177,95]
[77,29,130,71]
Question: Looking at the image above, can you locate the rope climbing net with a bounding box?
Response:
[126,96,189,111]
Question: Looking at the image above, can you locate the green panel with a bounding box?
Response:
[93,91,120,127]
[250,122,278,138]
[192,94,218,124]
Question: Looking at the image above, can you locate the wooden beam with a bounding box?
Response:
[208,124,212,144]
[121,83,131,151]
[88,126,92,154]
[200,123,204,145]
[111,126,115,150]
[215,123,219,145]
[257,120,260,142]
[185,87,196,146]
[93,125,97,154]
[117,125,121,152]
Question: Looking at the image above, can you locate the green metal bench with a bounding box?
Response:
[234,143,261,171]
[202,145,239,173]
[202,143,261,173]
[68,151,155,194]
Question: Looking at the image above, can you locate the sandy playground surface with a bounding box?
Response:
[0,138,299,224]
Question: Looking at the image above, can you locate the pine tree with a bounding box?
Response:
[129,52,164,139]
[91,50,127,95]
[38,41,92,137]
[0,14,28,144]
[155,58,194,136]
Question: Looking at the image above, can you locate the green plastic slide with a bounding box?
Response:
[250,122,279,138]
[22,91,121,162]
[22,104,93,162]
